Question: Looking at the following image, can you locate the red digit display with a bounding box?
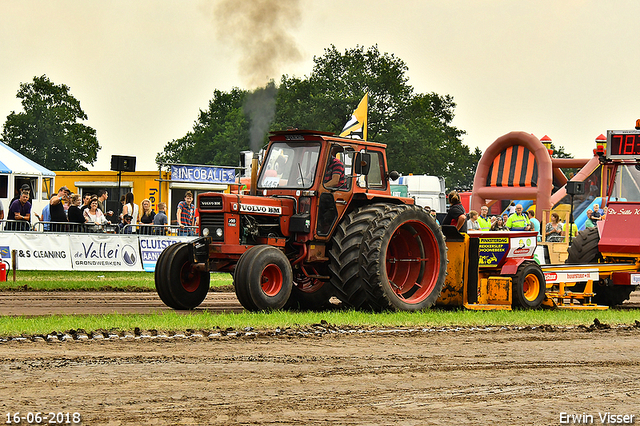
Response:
[609,131,640,158]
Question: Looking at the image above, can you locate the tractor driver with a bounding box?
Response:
[323,145,345,189]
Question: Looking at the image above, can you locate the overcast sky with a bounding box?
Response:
[2,0,640,172]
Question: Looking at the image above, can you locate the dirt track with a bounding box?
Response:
[0,290,638,316]
[1,328,639,425]
[1,292,639,425]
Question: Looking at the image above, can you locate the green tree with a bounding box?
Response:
[1,75,100,171]
[156,88,250,166]
[157,45,479,189]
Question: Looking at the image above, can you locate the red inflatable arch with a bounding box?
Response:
[470,132,553,221]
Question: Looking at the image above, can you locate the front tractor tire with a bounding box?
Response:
[155,243,210,310]
[360,205,447,311]
[512,262,546,309]
[233,245,293,311]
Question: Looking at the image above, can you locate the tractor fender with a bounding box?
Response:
[500,258,529,276]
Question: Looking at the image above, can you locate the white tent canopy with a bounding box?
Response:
[0,142,55,223]
[0,143,55,177]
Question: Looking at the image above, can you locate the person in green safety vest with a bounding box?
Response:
[505,204,531,231]
[478,205,491,231]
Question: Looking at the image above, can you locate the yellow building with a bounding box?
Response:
[54,169,230,224]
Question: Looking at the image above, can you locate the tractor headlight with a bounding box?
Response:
[216,228,223,237]
[202,228,210,237]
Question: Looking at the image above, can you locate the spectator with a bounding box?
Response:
[97,189,113,220]
[545,212,564,242]
[80,193,92,213]
[491,217,508,231]
[177,191,196,236]
[7,190,31,231]
[506,204,530,231]
[507,201,516,215]
[49,186,70,232]
[84,197,109,232]
[502,213,509,224]
[153,202,168,235]
[67,193,85,231]
[591,203,603,220]
[119,214,133,234]
[478,205,491,231]
[139,198,156,235]
[467,210,480,231]
[122,192,139,231]
[35,203,51,231]
[10,183,31,206]
[0,199,4,221]
[430,210,440,225]
[527,210,541,241]
[118,195,126,222]
[585,209,596,228]
[566,213,578,241]
[442,190,467,232]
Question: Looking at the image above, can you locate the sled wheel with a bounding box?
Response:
[360,205,447,311]
[512,262,545,309]
[163,243,210,309]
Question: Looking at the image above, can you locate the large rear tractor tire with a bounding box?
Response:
[156,242,210,309]
[566,227,635,306]
[328,204,388,309]
[233,245,292,311]
[360,205,447,311]
[512,262,546,309]
[566,227,602,264]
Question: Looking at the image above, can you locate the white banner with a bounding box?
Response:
[69,234,143,271]
[0,233,72,270]
[139,236,197,272]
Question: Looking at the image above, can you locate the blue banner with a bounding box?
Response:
[170,165,236,184]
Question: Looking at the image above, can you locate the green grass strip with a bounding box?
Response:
[0,308,638,337]
[0,271,232,292]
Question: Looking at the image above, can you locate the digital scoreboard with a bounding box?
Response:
[607,129,640,159]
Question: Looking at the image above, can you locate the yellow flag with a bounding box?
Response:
[340,93,368,140]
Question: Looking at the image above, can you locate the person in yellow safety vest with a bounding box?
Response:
[477,205,491,231]
[505,204,531,231]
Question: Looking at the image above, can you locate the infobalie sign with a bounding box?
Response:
[170,165,236,185]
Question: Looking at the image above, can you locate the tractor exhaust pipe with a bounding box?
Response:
[250,153,259,196]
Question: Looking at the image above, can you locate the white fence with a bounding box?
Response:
[0,232,197,272]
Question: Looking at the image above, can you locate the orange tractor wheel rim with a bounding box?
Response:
[261,264,283,296]
[523,273,540,301]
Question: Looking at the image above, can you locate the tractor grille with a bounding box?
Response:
[200,213,225,242]
[199,195,223,210]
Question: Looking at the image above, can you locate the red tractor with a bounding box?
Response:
[155,130,447,311]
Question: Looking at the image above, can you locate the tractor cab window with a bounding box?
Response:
[356,150,386,190]
[258,142,321,190]
[323,145,355,191]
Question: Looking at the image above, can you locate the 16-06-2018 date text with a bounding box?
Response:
[5,412,81,424]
